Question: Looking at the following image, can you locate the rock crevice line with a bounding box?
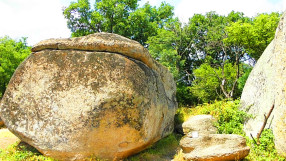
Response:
[31,32,156,71]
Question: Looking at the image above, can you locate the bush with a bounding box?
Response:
[213,100,251,134]
[176,83,198,106]
[246,129,286,161]
[176,100,251,135]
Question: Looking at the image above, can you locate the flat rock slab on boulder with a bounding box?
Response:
[182,115,217,135]
[0,33,177,160]
[240,11,286,156]
[180,134,250,161]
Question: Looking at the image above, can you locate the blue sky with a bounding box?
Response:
[1,0,285,46]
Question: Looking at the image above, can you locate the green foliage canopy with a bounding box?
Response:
[190,60,241,102]
[147,19,187,80]
[224,12,280,61]
[146,11,280,103]
[0,37,30,97]
[249,13,280,61]
[187,12,279,102]
[63,0,174,45]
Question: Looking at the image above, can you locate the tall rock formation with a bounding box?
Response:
[0,33,177,160]
[241,12,286,156]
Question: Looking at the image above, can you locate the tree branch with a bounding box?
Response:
[256,103,275,145]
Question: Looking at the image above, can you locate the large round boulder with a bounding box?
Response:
[241,12,286,156]
[0,33,177,160]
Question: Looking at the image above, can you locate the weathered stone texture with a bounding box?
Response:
[241,12,286,156]
[0,33,177,160]
[182,115,217,135]
[180,134,250,161]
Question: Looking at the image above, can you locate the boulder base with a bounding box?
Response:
[0,33,177,160]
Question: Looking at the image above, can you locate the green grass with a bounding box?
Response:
[0,142,56,161]
[245,129,286,161]
[126,133,181,161]
[0,133,182,161]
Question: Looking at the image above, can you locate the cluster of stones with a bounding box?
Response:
[180,115,250,161]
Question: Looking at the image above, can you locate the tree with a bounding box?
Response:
[186,12,247,99]
[63,0,174,45]
[0,37,30,97]
[188,11,279,101]
[147,11,255,103]
[147,18,189,80]
[128,2,174,45]
[190,57,240,102]
[247,12,280,61]
[148,28,181,79]
[63,0,137,36]
[184,11,250,86]
[191,63,221,102]
[224,12,280,62]
[220,20,253,98]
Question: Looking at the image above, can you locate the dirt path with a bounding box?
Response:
[0,128,20,149]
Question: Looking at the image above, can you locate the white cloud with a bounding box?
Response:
[175,0,286,23]
[0,0,71,46]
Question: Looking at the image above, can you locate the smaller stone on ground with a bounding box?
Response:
[182,115,217,135]
[180,134,250,161]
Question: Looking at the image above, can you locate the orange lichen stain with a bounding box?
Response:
[84,122,146,160]
[119,142,129,148]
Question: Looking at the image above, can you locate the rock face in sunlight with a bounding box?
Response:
[241,12,286,157]
[180,134,250,161]
[182,115,217,135]
[0,33,177,160]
